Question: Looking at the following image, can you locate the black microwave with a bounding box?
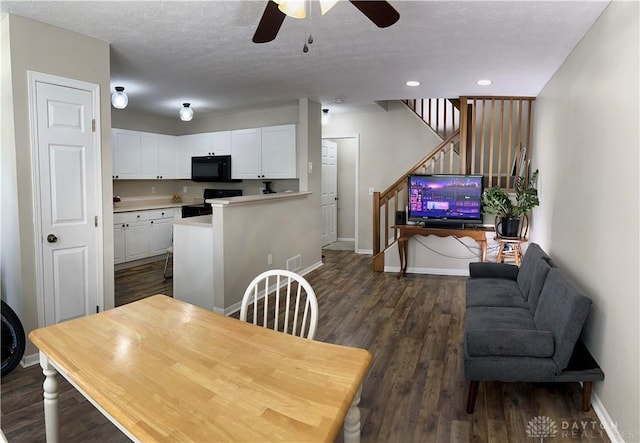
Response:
[191,155,235,182]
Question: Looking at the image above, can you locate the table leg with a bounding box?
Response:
[343,384,363,443]
[397,237,408,278]
[480,239,487,263]
[40,352,59,443]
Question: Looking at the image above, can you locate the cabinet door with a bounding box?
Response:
[113,223,126,264]
[157,135,178,179]
[231,128,262,179]
[140,132,159,179]
[112,129,141,179]
[261,124,296,179]
[211,131,231,155]
[149,218,173,256]
[124,221,150,261]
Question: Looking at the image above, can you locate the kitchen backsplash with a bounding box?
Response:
[113,179,300,199]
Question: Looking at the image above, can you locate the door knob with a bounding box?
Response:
[47,234,58,243]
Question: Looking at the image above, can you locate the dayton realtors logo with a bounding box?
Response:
[526,416,558,441]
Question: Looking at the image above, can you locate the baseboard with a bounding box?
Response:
[337,237,355,242]
[21,352,40,368]
[383,265,469,276]
[357,249,373,255]
[590,389,626,442]
[221,261,324,317]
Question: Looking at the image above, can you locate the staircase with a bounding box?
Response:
[372,96,535,271]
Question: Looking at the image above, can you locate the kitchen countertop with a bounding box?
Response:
[113,199,192,213]
[172,215,212,227]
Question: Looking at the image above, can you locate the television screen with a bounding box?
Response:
[407,174,483,226]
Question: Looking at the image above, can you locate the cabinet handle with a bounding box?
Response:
[122,224,125,228]
[126,224,129,227]
[137,215,140,218]
[151,221,154,224]
[161,212,165,216]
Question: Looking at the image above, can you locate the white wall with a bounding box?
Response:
[532,2,639,439]
[2,15,113,357]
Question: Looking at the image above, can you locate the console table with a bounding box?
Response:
[393,225,488,277]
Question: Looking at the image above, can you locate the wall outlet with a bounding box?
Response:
[308,162,313,173]
[267,253,273,265]
[183,186,188,194]
[151,187,156,194]
[368,187,374,195]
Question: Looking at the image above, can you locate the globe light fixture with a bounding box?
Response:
[179,103,194,121]
[321,108,330,125]
[111,86,128,109]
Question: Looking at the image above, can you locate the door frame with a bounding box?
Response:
[27,70,104,327]
[321,134,360,252]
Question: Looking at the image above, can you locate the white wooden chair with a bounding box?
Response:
[239,270,318,340]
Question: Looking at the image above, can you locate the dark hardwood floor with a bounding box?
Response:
[1,251,609,442]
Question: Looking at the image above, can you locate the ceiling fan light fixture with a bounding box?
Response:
[275,0,306,18]
[477,79,492,86]
[179,103,194,121]
[406,80,421,87]
[319,0,339,15]
[111,86,128,109]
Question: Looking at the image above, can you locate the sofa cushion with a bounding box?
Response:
[526,259,553,313]
[466,278,528,308]
[517,243,552,299]
[466,306,535,331]
[534,268,592,371]
[466,328,554,357]
[469,262,519,280]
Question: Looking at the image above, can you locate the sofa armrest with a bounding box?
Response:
[466,328,554,358]
[469,262,519,280]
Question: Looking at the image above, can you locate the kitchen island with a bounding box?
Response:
[172,191,321,314]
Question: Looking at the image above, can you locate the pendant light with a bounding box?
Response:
[111,86,128,109]
[321,108,330,125]
[179,103,193,121]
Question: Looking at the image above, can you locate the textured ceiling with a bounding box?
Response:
[1,1,609,118]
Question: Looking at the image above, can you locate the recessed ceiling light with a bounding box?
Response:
[477,79,492,86]
[406,80,421,87]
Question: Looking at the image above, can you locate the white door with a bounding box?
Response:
[321,140,338,246]
[34,79,102,325]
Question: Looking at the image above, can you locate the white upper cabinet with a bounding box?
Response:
[231,125,296,180]
[112,129,141,179]
[140,132,159,179]
[157,135,178,179]
[113,129,177,179]
[261,124,296,179]
[231,128,262,179]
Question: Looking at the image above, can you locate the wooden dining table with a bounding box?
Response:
[29,295,372,443]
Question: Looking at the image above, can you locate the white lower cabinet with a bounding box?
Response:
[114,208,179,264]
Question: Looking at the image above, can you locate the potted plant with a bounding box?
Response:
[482,170,539,238]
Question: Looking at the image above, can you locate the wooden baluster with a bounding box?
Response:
[497,100,505,187]
[507,99,514,190]
[488,98,496,188]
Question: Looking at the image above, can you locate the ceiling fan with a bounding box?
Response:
[252,0,400,44]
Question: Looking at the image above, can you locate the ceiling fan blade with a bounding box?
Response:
[349,1,400,28]
[252,1,286,43]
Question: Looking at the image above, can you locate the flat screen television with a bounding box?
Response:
[407,174,484,228]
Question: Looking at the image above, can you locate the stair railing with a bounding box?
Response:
[372,130,461,270]
[403,98,460,139]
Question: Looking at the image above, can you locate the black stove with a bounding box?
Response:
[181,189,243,218]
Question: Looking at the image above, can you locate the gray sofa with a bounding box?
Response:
[464,243,604,413]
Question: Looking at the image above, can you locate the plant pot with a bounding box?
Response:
[497,217,520,238]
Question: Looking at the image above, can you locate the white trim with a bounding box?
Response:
[21,352,40,368]
[383,265,470,276]
[27,71,104,326]
[337,237,355,242]
[221,260,324,316]
[357,249,373,255]
[590,390,625,442]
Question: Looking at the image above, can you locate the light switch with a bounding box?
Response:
[308,162,313,173]
[368,187,374,196]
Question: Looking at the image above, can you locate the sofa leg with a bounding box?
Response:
[582,381,593,412]
[466,380,479,413]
